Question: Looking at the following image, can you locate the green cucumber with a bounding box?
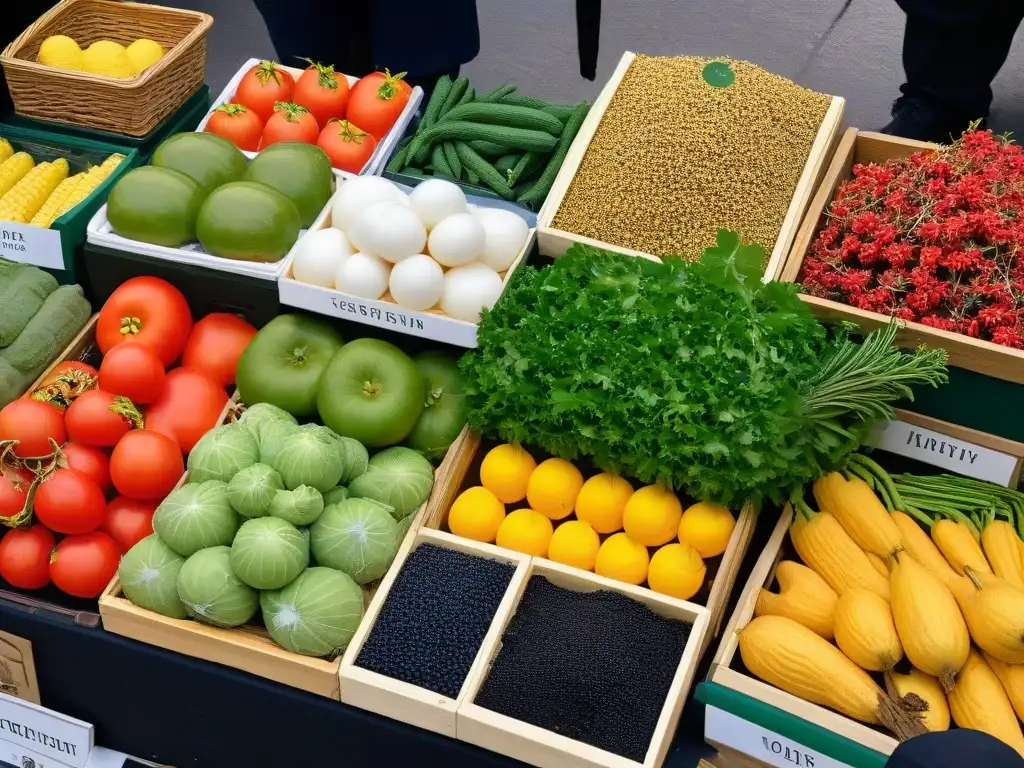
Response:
[442,142,462,177]
[480,83,517,103]
[409,122,558,166]
[453,142,515,200]
[500,94,552,110]
[420,75,453,131]
[440,103,563,135]
[431,145,454,177]
[517,101,590,208]
[468,140,510,157]
[495,154,521,174]
[438,77,469,119]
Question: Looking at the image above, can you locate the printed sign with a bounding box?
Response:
[0,694,92,768]
[870,419,1018,486]
[0,224,64,271]
[705,706,856,768]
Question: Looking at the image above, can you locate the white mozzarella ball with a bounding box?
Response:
[476,208,530,272]
[389,254,445,311]
[427,212,485,267]
[409,179,467,229]
[291,228,354,287]
[335,252,391,300]
[441,262,504,323]
[331,177,404,231]
[348,201,427,263]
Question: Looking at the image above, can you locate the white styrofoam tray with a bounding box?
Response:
[277,178,537,347]
[196,58,423,176]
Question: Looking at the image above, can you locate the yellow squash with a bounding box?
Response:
[985,653,1024,723]
[949,569,1024,665]
[891,512,958,585]
[812,472,844,514]
[829,476,904,558]
[889,552,970,692]
[739,615,922,739]
[755,560,838,640]
[948,649,1024,758]
[887,668,950,732]
[865,552,888,578]
[932,518,991,575]
[790,510,890,600]
[982,520,1024,589]
[833,589,903,672]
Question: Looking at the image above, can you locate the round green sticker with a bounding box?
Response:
[702,61,735,88]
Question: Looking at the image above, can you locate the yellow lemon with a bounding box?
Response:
[448,486,506,543]
[526,458,584,520]
[480,443,536,503]
[622,485,683,547]
[37,35,82,70]
[80,40,133,79]
[575,472,633,534]
[677,501,736,558]
[496,508,553,556]
[648,542,706,600]
[547,520,600,571]
[594,532,649,585]
[126,38,164,75]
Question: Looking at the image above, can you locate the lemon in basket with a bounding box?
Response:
[81,40,133,79]
[37,35,82,70]
[126,38,164,75]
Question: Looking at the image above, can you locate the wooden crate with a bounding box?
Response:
[779,128,1024,385]
[338,528,531,738]
[457,558,712,768]
[420,428,757,646]
[535,51,846,281]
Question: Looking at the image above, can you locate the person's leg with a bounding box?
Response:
[251,0,371,76]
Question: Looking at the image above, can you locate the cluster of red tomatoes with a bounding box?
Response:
[0,277,256,599]
[205,59,413,173]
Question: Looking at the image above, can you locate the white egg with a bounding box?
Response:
[335,252,391,300]
[441,262,504,323]
[291,228,353,287]
[348,201,427,263]
[389,254,445,311]
[331,177,404,231]
[475,208,530,271]
[428,212,485,267]
[409,179,467,229]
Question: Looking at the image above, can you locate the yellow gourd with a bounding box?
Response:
[887,668,950,732]
[865,552,888,578]
[790,510,890,599]
[812,472,844,514]
[984,653,1024,723]
[829,477,904,558]
[755,560,838,640]
[948,649,1024,758]
[932,518,991,575]
[889,552,970,692]
[949,569,1024,665]
[891,512,958,585]
[833,589,903,672]
[982,520,1024,589]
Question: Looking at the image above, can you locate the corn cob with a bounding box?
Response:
[55,153,123,218]
[30,173,85,228]
[0,153,34,199]
[0,159,68,223]
[0,139,13,164]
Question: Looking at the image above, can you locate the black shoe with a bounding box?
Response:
[880,95,987,144]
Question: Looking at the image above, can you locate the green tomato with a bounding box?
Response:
[405,352,467,463]
[235,314,343,418]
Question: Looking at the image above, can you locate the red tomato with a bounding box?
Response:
[0,526,55,589]
[49,531,120,598]
[102,496,157,553]
[61,443,111,494]
[0,400,67,458]
[99,342,166,404]
[260,102,319,148]
[347,69,412,141]
[235,60,295,123]
[65,389,139,447]
[24,361,99,411]
[97,276,192,366]
[35,467,107,534]
[110,430,183,501]
[145,368,228,453]
[294,60,350,128]
[0,465,33,521]
[205,103,264,151]
[317,120,377,173]
[181,313,258,387]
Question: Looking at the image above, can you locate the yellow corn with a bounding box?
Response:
[55,153,123,217]
[0,153,34,198]
[0,159,69,223]
[30,172,85,228]
[0,139,13,164]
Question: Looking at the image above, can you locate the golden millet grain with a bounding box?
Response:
[552,55,832,263]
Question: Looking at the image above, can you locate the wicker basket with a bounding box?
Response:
[0,0,212,137]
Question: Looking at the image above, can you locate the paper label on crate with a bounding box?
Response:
[869,419,1017,486]
[0,224,65,271]
[0,693,92,768]
[705,707,855,768]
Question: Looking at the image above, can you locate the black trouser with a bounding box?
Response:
[252,0,373,77]
[896,0,1024,118]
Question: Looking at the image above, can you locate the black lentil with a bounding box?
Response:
[355,543,514,698]
[475,576,691,762]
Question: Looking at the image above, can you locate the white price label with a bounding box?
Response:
[0,224,65,271]
[705,707,854,768]
[870,419,1018,486]
[0,693,92,768]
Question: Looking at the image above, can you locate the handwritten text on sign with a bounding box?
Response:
[870,419,1017,487]
[705,707,856,768]
[0,693,93,768]
[0,224,65,271]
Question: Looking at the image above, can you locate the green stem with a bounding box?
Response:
[794,496,816,521]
